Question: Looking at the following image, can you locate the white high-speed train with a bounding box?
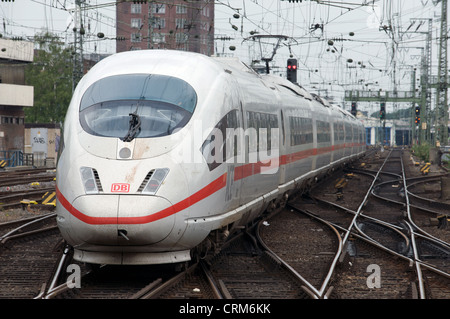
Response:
[56,50,365,265]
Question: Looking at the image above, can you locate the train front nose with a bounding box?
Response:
[61,194,175,246]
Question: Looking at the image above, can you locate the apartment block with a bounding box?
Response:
[116,0,214,55]
[0,38,34,153]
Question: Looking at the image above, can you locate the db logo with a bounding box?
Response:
[111,183,130,193]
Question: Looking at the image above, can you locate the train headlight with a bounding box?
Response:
[80,167,99,194]
[142,168,169,195]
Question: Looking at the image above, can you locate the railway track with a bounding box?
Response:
[40,250,220,299]
[41,230,309,299]
[0,167,56,210]
[0,213,62,298]
[263,148,449,299]
[201,232,309,299]
[0,188,55,210]
[1,148,448,301]
[0,170,56,188]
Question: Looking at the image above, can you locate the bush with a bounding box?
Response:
[412,143,430,162]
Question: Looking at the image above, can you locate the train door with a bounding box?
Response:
[224,105,244,209]
[311,115,318,171]
[278,109,286,186]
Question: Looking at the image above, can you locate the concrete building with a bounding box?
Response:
[359,114,411,146]
[116,0,214,55]
[0,38,34,165]
[24,123,60,167]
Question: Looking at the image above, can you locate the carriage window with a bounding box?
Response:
[333,122,344,142]
[289,116,313,146]
[201,110,241,171]
[247,111,279,152]
[345,123,353,142]
[316,120,331,143]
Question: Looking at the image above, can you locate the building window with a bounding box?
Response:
[176,18,187,29]
[0,117,23,125]
[131,33,142,42]
[198,21,210,31]
[151,3,165,14]
[152,33,166,44]
[131,18,142,29]
[176,33,188,43]
[131,4,141,14]
[203,6,210,17]
[176,5,187,14]
[152,17,165,29]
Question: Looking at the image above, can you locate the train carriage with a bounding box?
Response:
[56,50,365,265]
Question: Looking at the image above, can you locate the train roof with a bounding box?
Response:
[77,50,223,95]
[78,51,362,126]
[211,56,362,124]
[212,56,259,76]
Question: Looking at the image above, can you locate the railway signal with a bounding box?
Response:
[351,102,357,116]
[415,106,421,124]
[287,58,297,83]
[379,102,386,120]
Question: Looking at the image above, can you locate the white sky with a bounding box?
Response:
[0,0,445,111]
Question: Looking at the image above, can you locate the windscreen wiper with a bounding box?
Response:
[123,111,141,142]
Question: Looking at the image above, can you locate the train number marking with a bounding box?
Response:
[111,183,131,193]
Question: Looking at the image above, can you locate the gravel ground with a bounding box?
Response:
[0,207,53,223]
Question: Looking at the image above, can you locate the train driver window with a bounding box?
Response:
[79,74,197,140]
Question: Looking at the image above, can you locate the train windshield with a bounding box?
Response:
[79,74,197,139]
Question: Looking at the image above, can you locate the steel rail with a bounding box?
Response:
[400,153,426,299]
[294,207,344,299]
[339,149,393,261]
[304,150,448,299]
[352,154,450,281]
[292,205,417,297]
[312,196,407,233]
[0,213,56,244]
[199,260,225,299]
[256,218,321,299]
[363,178,450,249]
[274,150,394,298]
[301,208,414,263]
[353,163,450,251]
[0,212,55,228]
[140,263,198,299]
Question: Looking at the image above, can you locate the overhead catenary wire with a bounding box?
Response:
[1,0,443,115]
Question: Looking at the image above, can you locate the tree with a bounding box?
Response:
[25,32,73,123]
